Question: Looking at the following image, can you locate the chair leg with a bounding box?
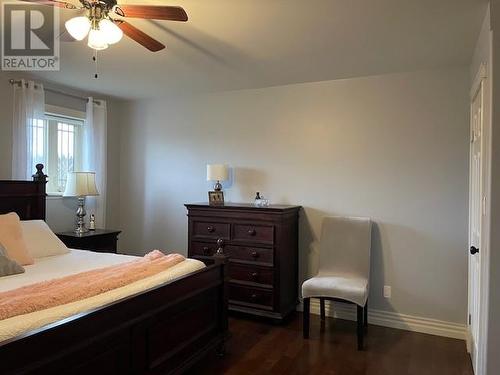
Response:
[364,300,368,331]
[303,298,310,339]
[320,298,326,321]
[357,305,364,350]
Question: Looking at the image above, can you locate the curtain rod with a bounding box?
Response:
[8,79,101,105]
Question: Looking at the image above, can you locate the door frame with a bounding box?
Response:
[467,62,491,375]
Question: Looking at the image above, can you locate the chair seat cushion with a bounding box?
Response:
[302,274,368,306]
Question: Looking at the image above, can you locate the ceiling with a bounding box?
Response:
[31,0,487,99]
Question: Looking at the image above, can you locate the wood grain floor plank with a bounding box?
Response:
[187,313,473,375]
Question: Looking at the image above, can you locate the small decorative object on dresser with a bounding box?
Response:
[254,192,262,206]
[63,172,99,234]
[56,229,121,254]
[89,214,96,230]
[186,202,301,321]
[254,192,269,207]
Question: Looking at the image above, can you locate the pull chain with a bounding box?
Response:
[92,49,99,79]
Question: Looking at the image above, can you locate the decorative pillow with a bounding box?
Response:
[0,213,34,265]
[0,243,25,276]
[21,220,69,258]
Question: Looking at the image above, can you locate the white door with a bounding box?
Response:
[468,76,483,374]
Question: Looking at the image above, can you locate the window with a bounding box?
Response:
[30,106,85,194]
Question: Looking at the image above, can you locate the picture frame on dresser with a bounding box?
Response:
[186,202,301,321]
[208,191,224,206]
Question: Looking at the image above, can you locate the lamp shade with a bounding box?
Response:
[63,172,99,197]
[65,16,91,41]
[207,164,228,181]
[99,19,123,44]
[87,28,108,50]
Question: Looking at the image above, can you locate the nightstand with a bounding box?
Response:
[56,229,122,254]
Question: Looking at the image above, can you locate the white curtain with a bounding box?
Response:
[82,97,107,228]
[12,80,45,179]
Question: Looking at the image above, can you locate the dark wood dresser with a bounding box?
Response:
[186,203,301,321]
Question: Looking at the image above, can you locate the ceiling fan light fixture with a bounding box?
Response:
[99,18,123,44]
[65,16,91,41]
[87,28,109,50]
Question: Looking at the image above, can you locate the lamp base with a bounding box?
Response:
[74,226,90,235]
[74,196,89,235]
[214,180,222,192]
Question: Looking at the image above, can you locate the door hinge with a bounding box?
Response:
[469,314,472,325]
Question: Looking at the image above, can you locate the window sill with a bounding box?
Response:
[47,192,64,199]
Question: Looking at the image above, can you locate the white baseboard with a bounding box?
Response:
[297,299,466,340]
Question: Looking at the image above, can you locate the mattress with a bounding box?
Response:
[0,249,205,342]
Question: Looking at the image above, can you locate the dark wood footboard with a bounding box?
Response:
[0,255,229,375]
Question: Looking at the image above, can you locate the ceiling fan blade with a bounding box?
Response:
[16,0,78,9]
[118,5,188,21]
[118,22,165,52]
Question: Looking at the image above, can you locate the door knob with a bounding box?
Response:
[470,246,479,255]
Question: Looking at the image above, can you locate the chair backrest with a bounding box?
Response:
[318,216,372,279]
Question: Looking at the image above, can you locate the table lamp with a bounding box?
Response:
[63,172,99,234]
[207,164,228,192]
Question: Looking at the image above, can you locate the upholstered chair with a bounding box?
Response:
[302,216,372,350]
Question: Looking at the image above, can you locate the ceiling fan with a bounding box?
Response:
[19,0,188,51]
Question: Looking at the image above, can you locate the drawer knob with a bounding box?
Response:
[202,246,210,255]
[251,251,259,259]
[207,226,215,233]
[248,229,257,236]
[216,238,225,255]
[251,272,258,279]
[251,293,258,300]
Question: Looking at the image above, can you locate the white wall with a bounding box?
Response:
[119,68,470,324]
[0,72,123,232]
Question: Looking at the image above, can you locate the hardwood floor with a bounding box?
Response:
[188,313,473,375]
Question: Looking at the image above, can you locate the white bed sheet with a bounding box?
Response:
[0,249,205,342]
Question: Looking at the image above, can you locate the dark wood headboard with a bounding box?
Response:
[0,164,47,220]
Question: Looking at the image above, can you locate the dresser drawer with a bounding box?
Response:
[226,245,273,265]
[229,284,273,309]
[233,224,274,244]
[190,241,218,257]
[192,221,230,240]
[229,264,274,286]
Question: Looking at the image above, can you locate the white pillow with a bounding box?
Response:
[21,220,69,258]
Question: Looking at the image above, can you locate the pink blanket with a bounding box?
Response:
[0,250,185,320]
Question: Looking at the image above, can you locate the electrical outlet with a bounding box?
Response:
[383,285,392,298]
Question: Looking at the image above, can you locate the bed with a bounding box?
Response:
[0,165,229,374]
